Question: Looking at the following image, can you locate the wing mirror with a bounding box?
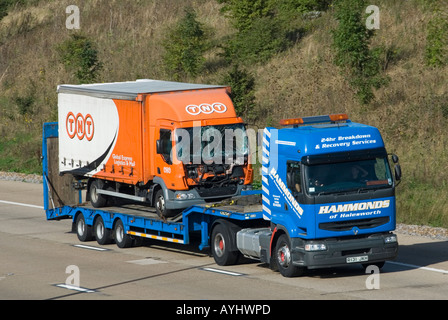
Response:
[390,154,402,185]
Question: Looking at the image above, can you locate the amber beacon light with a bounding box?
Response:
[280,114,349,127]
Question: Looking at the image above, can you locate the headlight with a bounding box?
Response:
[175,193,195,200]
[305,243,327,251]
[176,193,188,200]
[384,234,397,244]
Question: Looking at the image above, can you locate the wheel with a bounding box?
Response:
[155,189,168,218]
[211,223,240,266]
[275,234,304,277]
[75,213,93,242]
[114,219,133,248]
[94,216,112,245]
[90,179,107,208]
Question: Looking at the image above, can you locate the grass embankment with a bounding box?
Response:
[0,0,447,227]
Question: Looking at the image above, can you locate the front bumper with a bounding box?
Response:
[165,184,246,210]
[291,232,398,269]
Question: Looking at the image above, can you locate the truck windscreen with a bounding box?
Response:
[176,123,249,165]
[304,153,393,195]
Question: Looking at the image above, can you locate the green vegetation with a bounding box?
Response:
[425,7,448,67]
[162,7,209,80]
[222,65,256,122]
[57,33,102,84]
[0,0,448,228]
[332,0,388,104]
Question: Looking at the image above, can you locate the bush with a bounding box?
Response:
[57,33,102,84]
[217,0,274,32]
[425,9,448,67]
[222,16,290,65]
[274,0,331,15]
[222,65,256,121]
[162,7,209,80]
[218,0,321,65]
[14,95,34,116]
[332,0,388,104]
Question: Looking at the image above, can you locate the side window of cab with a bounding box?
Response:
[286,161,302,195]
[157,129,173,165]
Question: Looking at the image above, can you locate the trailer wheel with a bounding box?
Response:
[90,179,107,208]
[211,223,240,266]
[275,234,304,277]
[94,216,112,245]
[114,219,133,248]
[75,213,93,242]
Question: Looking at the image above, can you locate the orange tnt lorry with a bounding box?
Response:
[57,80,253,217]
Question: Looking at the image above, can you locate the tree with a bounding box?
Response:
[222,65,256,120]
[162,7,208,80]
[57,33,102,84]
[217,0,274,32]
[332,0,388,104]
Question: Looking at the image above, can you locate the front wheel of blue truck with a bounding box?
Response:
[275,234,305,277]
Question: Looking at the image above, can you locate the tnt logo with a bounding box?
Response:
[186,103,227,116]
[66,112,94,141]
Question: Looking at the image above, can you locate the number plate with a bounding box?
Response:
[346,255,368,264]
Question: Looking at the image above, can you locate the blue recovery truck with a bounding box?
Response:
[42,114,401,277]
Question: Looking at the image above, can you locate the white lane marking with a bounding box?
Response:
[201,267,245,277]
[127,258,167,265]
[387,261,448,274]
[55,284,96,293]
[0,200,44,209]
[73,244,109,251]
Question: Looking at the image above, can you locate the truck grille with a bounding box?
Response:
[319,217,390,232]
[195,184,237,198]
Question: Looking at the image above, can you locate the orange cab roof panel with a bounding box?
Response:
[147,88,237,123]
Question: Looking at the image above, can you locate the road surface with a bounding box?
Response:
[1,180,448,302]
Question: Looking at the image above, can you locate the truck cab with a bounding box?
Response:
[257,114,400,276]
[148,88,253,215]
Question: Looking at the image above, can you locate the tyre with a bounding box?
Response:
[114,219,133,248]
[211,223,240,266]
[155,189,168,218]
[75,213,93,242]
[94,216,112,245]
[90,179,107,208]
[275,234,305,277]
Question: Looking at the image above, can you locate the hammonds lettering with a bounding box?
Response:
[319,200,390,214]
[269,167,303,218]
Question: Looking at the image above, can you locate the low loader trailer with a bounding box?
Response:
[43,113,401,277]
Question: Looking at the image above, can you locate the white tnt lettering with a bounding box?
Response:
[186,103,228,116]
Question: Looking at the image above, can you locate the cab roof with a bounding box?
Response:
[271,121,385,159]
